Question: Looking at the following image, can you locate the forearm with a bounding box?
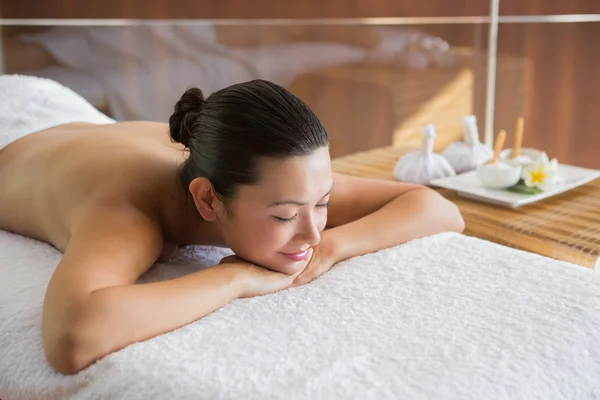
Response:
[62,265,242,373]
[325,189,464,263]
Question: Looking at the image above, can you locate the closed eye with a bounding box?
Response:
[274,214,298,223]
[273,202,328,223]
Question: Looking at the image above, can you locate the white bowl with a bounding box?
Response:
[476,162,522,189]
[499,148,544,168]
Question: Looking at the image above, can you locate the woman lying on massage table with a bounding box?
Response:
[0,79,464,374]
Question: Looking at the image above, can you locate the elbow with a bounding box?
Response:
[423,189,465,234]
[451,206,466,233]
[442,196,465,234]
[44,324,101,375]
[45,330,90,375]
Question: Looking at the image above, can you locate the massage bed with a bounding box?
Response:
[0,75,598,399]
[1,229,599,399]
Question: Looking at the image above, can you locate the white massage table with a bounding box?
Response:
[1,230,599,399]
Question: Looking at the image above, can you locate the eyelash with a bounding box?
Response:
[274,215,298,224]
[273,202,330,223]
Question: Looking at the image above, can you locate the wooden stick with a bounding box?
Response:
[512,117,524,159]
[489,130,506,164]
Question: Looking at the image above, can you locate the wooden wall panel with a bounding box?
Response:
[2,0,600,20]
[2,0,599,167]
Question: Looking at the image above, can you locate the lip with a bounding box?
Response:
[282,248,310,261]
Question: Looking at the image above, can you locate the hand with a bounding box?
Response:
[219,252,313,298]
[291,240,337,288]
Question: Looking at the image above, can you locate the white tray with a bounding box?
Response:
[429,164,600,208]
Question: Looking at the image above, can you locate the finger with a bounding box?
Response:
[290,276,302,288]
[292,276,311,288]
[290,278,303,288]
[292,271,315,287]
[294,259,314,280]
[290,270,306,287]
[295,266,311,281]
[303,248,315,266]
[290,249,316,286]
[295,264,327,287]
[290,270,305,284]
[288,249,313,277]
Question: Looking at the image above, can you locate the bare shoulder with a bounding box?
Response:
[96,121,180,148]
[0,120,183,251]
[64,203,165,285]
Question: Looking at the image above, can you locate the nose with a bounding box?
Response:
[295,215,321,247]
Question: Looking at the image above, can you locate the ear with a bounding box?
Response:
[189,177,222,221]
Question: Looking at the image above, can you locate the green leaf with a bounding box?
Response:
[507,179,543,195]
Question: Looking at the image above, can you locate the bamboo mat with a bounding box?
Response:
[332,146,600,269]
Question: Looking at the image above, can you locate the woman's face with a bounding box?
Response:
[217,147,333,274]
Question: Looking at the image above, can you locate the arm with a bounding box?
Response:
[323,173,465,263]
[43,206,243,375]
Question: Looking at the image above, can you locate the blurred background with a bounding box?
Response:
[1,0,599,168]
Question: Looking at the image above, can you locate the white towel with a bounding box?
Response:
[0,74,115,151]
[1,230,599,400]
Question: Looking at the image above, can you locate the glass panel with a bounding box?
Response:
[494,19,600,169]
[1,21,489,158]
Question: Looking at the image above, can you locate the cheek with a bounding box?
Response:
[226,217,293,256]
[250,221,294,252]
[318,210,328,231]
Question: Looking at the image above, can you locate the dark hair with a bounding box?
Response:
[169,79,329,201]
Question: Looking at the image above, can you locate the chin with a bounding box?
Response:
[261,255,306,275]
[276,262,305,275]
[237,249,307,275]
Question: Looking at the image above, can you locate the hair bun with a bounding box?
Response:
[169,87,206,147]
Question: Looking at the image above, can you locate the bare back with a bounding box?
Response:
[0,122,196,259]
[0,121,239,373]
